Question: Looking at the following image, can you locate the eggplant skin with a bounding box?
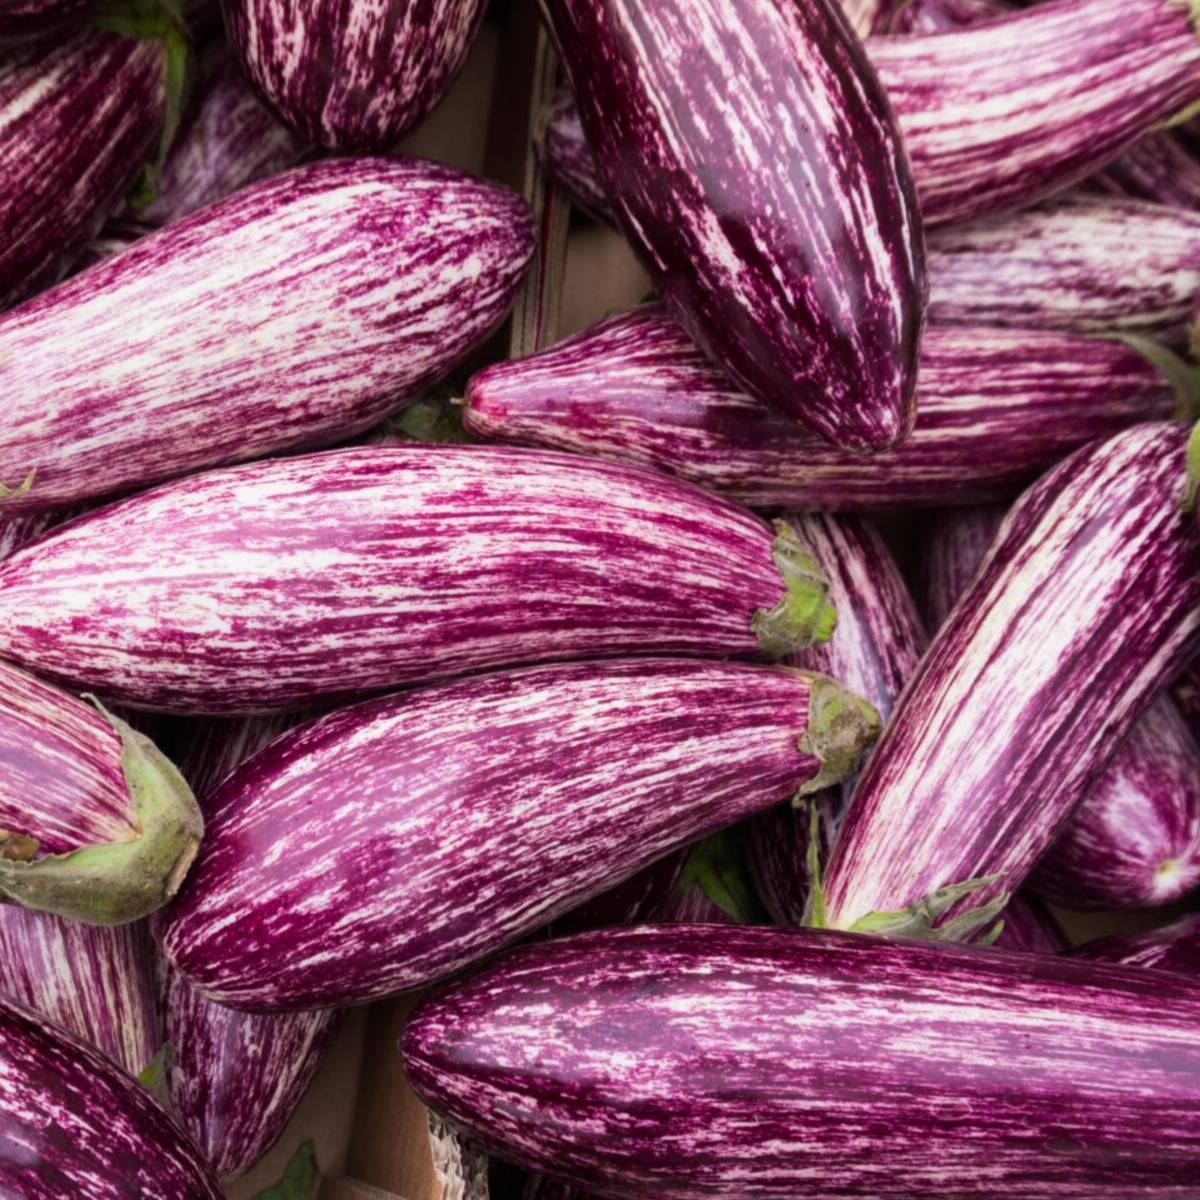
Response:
[0,29,164,311]
[464,305,1176,511]
[0,446,814,713]
[223,0,488,150]
[404,924,1200,1200]
[156,658,874,1010]
[539,0,925,452]
[0,157,534,516]
[0,994,221,1198]
[1073,914,1200,975]
[0,0,92,40]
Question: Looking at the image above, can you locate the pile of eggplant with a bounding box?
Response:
[3,0,1200,1195]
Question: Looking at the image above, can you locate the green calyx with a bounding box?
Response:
[1184,420,1200,513]
[249,1140,319,1200]
[1105,334,1200,423]
[373,387,473,446]
[0,706,204,925]
[843,875,1010,943]
[91,0,192,210]
[676,832,759,923]
[751,521,837,658]
[794,673,882,797]
[800,796,827,929]
[0,470,35,502]
[136,1042,174,1107]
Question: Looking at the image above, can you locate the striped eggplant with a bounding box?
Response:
[156,658,879,1010]
[162,714,338,1179]
[819,422,1200,940]
[652,834,761,924]
[0,446,836,713]
[926,196,1200,341]
[547,850,687,937]
[463,305,1179,511]
[0,995,221,1197]
[0,659,202,924]
[0,26,171,310]
[133,40,307,227]
[1073,914,1200,973]
[532,92,612,223]
[0,157,533,515]
[990,896,1066,955]
[1030,694,1200,910]
[542,0,1200,229]
[890,0,1005,31]
[404,924,1200,1198]
[747,514,926,927]
[922,504,1200,912]
[917,504,1006,631]
[838,0,906,34]
[223,0,488,150]
[1096,132,1200,210]
[0,910,157,1076]
[0,0,92,40]
[539,0,925,452]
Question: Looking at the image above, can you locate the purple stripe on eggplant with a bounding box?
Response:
[1073,914,1200,974]
[989,895,1066,956]
[917,504,1007,632]
[404,923,1200,1199]
[0,28,166,311]
[890,0,1006,32]
[133,40,308,226]
[926,196,1200,341]
[463,304,1177,511]
[223,0,488,150]
[922,503,1200,913]
[0,0,92,40]
[0,157,534,515]
[0,446,831,713]
[1095,130,1200,211]
[546,849,688,938]
[156,658,879,1010]
[164,713,338,1179]
[821,421,1200,940]
[0,910,157,1076]
[540,0,925,452]
[1031,694,1200,911]
[748,514,926,927]
[0,658,203,924]
[0,995,221,1197]
[532,91,612,224]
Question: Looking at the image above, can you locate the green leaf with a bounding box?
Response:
[676,832,758,923]
[800,796,827,929]
[1184,420,1200,513]
[847,874,1009,942]
[136,1042,174,1106]
[250,1141,319,1200]
[374,389,472,445]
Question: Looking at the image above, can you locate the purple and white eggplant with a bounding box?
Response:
[926,196,1200,341]
[1073,914,1200,973]
[0,158,533,515]
[0,26,171,310]
[160,714,338,1179]
[157,658,879,1010]
[747,514,926,927]
[989,896,1066,955]
[404,924,1200,1198]
[922,504,1200,912]
[223,0,488,150]
[1095,132,1200,211]
[819,422,1200,940]
[889,0,1005,32]
[464,305,1179,511]
[532,92,612,224]
[133,40,307,227]
[0,910,157,1076]
[539,0,925,452]
[0,0,92,40]
[0,659,202,924]
[547,850,688,937]
[0,996,220,1197]
[0,446,836,713]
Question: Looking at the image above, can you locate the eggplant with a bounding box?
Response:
[134,40,307,226]
[0,446,836,713]
[1073,914,1200,973]
[820,421,1200,940]
[0,0,92,40]
[403,924,1200,1199]
[0,910,157,1075]
[156,658,879,1010]
[1030,694,1200,911]
[0,995,221,1197]
[0,157,533,515]
[1096,132,1200,210]
[463,305,1178,511]
[922,505,1200,912]
[161,714,338,1179]
[0,659,202,924]
[0,26,171,309]
[547,850,687,937]
[747,514,926,927]
[223,0,488,150]
[890,0,1005,31]
[532,91,611,224]
[652,834,761,925]
[539,0,925,452]
[926,196,1200,341]
[990,896,1066,955]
